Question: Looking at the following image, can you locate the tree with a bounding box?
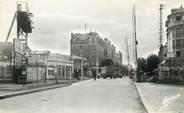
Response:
[137,58,147,81]
[118,65,128,75]
[137,58,147,73]
[146,54,159,76]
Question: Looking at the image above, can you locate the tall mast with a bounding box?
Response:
[159,4,164,47]
[126,36,130,66]
[132,5,138,80]
[132,5,138,66]
[126,36,130,76]
[84,22,87,32]
[132,7,135,65]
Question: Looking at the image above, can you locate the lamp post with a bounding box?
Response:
[80,45,83,79]
[96,49,99,80]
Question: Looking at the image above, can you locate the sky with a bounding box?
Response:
[0,0,184,64]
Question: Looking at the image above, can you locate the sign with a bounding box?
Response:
[13,39,23,54]
[101,67,106,74]
[167,52,175,58]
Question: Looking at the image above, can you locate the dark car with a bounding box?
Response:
[113,73,123,79]
[101,73,113,79]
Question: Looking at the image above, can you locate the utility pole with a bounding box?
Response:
[132,5,138,81]
[80,45,83,79]
[95,37,99,80]
[159,3,164,47]
[125,36,130,76]
[96,48,99,79]
[84,22,87,32]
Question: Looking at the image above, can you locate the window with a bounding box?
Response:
[176,39,181,49]
[176,16,181,21]
[182,39,184,48]
[176,51,181,57]
[48,70,54,76]
[173,40,176,49]
[175,27,184,38]
[175,39,184,49]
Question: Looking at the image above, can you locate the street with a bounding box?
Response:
[0,77,146,113]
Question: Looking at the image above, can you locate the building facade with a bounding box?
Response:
[157,5,184,82]
[31,51,74,81]
[166,5,184,57]
[70,32,122,67]
[72,55,89,78]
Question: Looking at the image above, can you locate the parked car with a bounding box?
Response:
[100,66,122,79]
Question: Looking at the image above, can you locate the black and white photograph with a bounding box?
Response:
[0,0,184,113]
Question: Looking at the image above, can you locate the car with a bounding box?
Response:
[113,73,123,79]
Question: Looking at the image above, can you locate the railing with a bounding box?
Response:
[154,69,184,82]
[168,20,184,28]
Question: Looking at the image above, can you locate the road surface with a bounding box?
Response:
[0,77,146,113]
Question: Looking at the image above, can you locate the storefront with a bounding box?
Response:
[46,54,73,80]
[72,55,89,79]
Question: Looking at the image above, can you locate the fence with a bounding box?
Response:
[154,69,184,82]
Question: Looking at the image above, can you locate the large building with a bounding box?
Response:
[70,32,122,67]
[166,5,184,57]
[157,5,184,82]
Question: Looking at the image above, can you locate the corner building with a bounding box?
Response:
[157,5,184,82]
[166,5,184,57]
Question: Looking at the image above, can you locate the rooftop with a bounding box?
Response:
[171,5,184,14]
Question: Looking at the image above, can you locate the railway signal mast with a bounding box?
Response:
[5,2,33,84]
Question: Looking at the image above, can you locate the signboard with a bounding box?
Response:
[15,54,22,66]
[167,52,175,58]
[13,39,23,54]
[101,67,106,74]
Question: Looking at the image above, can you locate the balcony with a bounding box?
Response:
[168,20,184,28]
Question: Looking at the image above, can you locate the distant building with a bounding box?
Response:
[70,32,122,67]
[0,42,12,82]
[114,51,122,65]
[0,42,12,63]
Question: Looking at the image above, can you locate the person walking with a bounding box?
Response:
[76,68,80,80]
[93,70,97,81]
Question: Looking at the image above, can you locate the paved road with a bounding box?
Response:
[0,77,146,113]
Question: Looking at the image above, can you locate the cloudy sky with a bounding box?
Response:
[0,0,183,64]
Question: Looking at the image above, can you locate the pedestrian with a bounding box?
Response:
[76,69,80,80]
[93,70,97,81]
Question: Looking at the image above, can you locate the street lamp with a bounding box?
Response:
[80,45,83,79]
[96,49,99,80]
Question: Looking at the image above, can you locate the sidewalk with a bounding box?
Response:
[0,79,84,99]
[135,82,184,113]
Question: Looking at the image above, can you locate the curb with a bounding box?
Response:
[130,80,149,113]
[0,83,71,100]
